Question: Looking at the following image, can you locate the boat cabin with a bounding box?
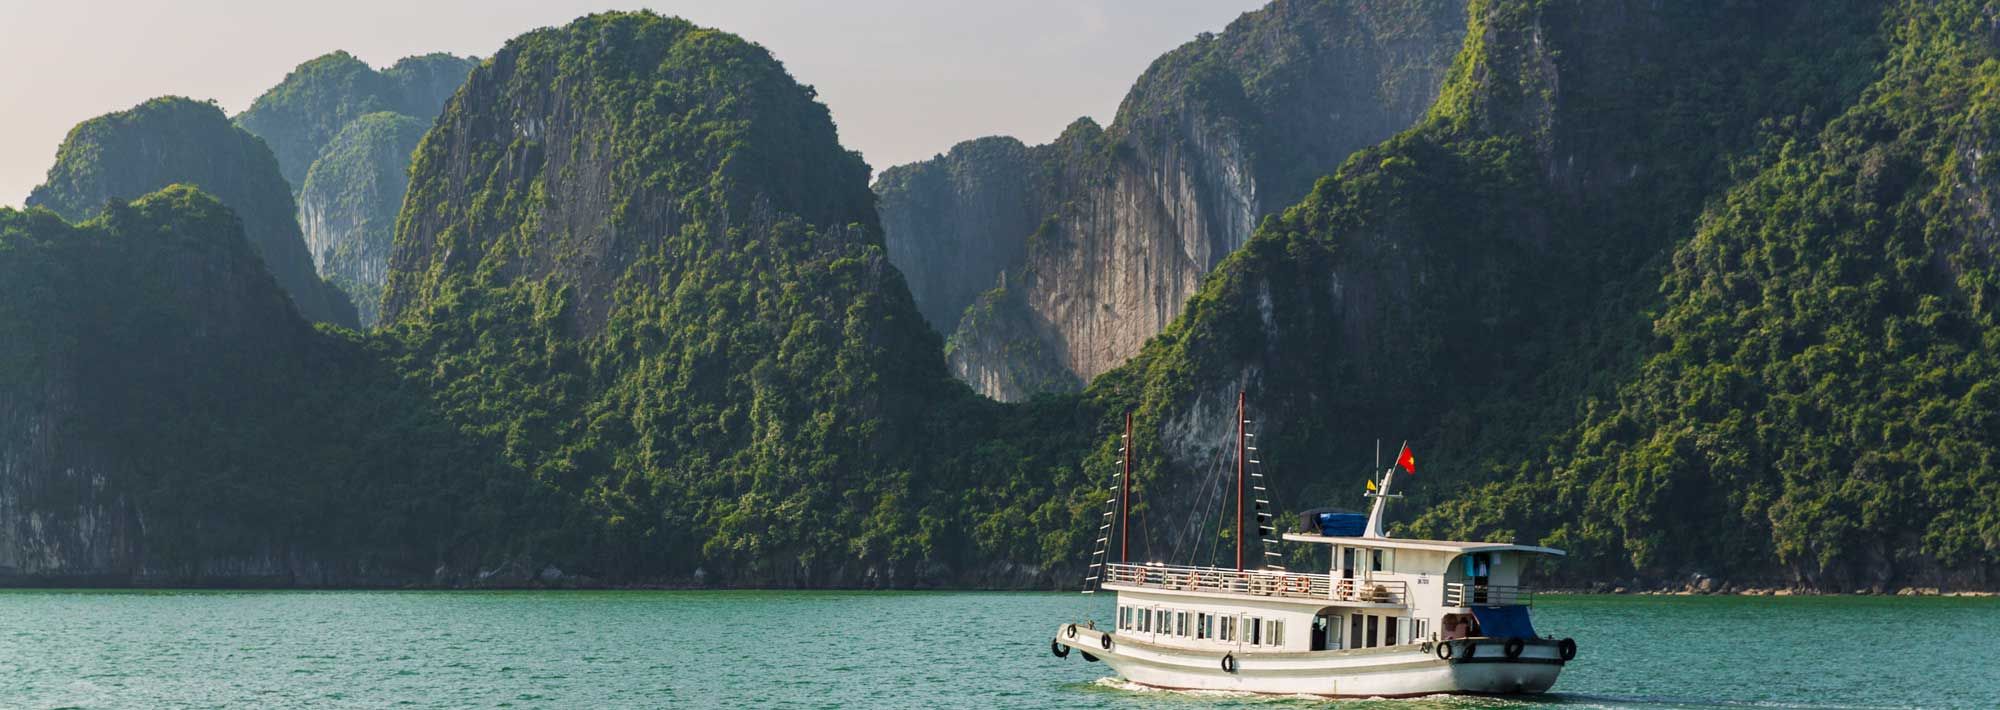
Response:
[1102,536,1559,653]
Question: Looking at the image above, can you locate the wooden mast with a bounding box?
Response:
[1236,390,1245,571]
[1121,411,1132,563]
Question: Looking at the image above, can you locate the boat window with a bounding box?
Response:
[1385,616,1400,645]
[1371,548,1394,572]
[1366,615,1379,648]
[1140,608,1151,632]
[1269,620,1284,647]
[1117,606,1127,630]
[1349,614,1363,649]
[1176,611,1188,637]
[1220,616,1235,642]
[1415,618,1430,641]
[1157,609,1169,633]
[1248,616,1263,645]
[1196,613,1208,639]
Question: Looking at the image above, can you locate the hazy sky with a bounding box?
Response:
[0,0,1269,207]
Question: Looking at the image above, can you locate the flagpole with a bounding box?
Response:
[1363,440,1408,538]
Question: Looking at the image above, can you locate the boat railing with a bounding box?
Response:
[1103,563,1407,604]
[1444,582,1535,607]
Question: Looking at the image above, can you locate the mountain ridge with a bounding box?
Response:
[877,0,1471,401]
[25,97,358,326]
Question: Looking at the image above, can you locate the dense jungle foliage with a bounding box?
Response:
[1099,0,1998,588]
[368,11,1109,584]
[0,187,503,573]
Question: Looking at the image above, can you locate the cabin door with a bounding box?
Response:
[1470,552,1492,604]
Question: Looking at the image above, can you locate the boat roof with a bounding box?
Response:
[1280,532,1565,556]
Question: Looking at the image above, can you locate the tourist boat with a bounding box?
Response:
[1048,394,1577,697]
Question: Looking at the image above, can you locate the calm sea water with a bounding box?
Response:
[0,590,1993,709]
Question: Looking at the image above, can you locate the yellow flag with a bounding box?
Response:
[1365,479,1378,492]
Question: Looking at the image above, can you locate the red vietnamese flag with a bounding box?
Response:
[1397,443,1416,475]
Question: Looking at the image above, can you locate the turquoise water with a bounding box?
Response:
[0,590,1993,709]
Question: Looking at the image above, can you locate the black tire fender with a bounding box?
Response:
[1436,641,1454,660]
[1067,623,1078,639]
[1100,633,1114,650]
[1220,653,1237,674]
[1558,637,1578,661]
[1051,638,1069,658]
[1505,637,1525,659]
[1081,651,1100,663]
[1463,642,1478,660]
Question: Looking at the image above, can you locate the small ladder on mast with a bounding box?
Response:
[1082,412,1134,593]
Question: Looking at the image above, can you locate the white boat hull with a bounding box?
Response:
[1053,627,1565,698]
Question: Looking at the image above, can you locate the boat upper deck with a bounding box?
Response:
[1279,533,1565,556]
[1101,563,1410,607]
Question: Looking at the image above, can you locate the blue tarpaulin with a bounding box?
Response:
[1299,508,1367,536]
[1471,605,1537,639]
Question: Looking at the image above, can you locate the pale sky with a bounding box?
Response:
[0,0,1268,207]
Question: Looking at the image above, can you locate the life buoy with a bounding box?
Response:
[1051,638,1069,658]
[1220,653,1238,674]
[1558,638,1578,661]
[1284,576,1309,595]
[1436,641,1454,660]
[1067,624,1078,639]
[1504,638,1525,659]
[1101,633,1114,650]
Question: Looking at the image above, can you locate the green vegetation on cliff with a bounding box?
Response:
[25,97,356,326]
[298,112,429,325]
[1097,0,1996,588]
[1423,0,2000,588]
[0,186,498,577]
[375,11,1098,584]
[236,51,478,190]
[234,50,475,327]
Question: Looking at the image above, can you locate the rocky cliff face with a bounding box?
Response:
[236,51,476,327]
[0,187,323,582]
[876,0,1469,401]
[26,97,357,327]
[874,136,1042,333]
[378,11,976,586]
[296,112,428,326]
